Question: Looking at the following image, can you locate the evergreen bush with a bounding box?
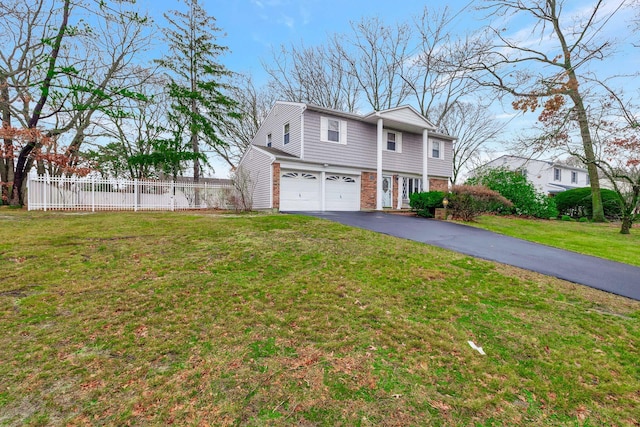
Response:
[409,191,445,218]
[554,187,622,219]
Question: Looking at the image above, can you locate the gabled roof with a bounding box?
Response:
[266,101,452,137]
[253,145,299,160]
[363,105,437,133]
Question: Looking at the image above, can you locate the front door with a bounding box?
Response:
[382,176,392,208]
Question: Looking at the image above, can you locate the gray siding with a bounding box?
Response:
[382,131,423,174]
[303,110,378,170]
[252,102,303,158]
[303,110,452,178]
[428,137,453,177]
[238,146,273,210]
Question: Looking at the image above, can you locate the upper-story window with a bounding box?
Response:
[283,123,290,145]
[431,140,441,158]
[554,168,561,181]
[321,117,347,144]
[387,132,396,151]
[266,133,272,147]
[571,171,577,184]
[586,174,590,185]
[384,130,402,152]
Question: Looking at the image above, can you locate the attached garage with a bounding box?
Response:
[280,171,321,211]
[325,174,360,211]
[279,170,360,211]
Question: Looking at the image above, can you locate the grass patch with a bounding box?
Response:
[468,215,640,267]
[0,210,639,426]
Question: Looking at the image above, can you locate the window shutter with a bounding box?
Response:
[396,132,402,153]
[340,120,347,144]
[320,117,328,142]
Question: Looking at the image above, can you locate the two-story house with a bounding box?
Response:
[474,155,590,195]
[238,101,455,211]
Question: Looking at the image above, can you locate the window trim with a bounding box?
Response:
[383,129,402,153]
[320,116,347,145]
[283,123,290,145]
[571,171,578,184]
[266,133,272,147]
[554,167,561,181]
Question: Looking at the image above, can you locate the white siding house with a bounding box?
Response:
[474,155,590,195]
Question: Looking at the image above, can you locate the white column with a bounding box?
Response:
[91,176,95,212]
[422,129,430,192]
[376,118,383,210]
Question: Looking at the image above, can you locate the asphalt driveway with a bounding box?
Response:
[296,211,640,301]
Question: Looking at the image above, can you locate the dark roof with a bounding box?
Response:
[254,145,300,159]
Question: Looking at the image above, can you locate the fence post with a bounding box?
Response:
[91,176,95,212]
[43,174,47,212]
[203,181,207,209]
[171,181,175,211]
[134,179,138,212]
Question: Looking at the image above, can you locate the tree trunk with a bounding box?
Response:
[620,215,632,234]
[568,81,605,222]
[1,75,14,205]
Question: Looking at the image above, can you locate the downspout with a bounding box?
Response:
[376,118,383,210]
[300,105,306,160]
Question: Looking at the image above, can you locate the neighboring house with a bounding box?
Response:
[238,101,455,211]
[473,155,590,195]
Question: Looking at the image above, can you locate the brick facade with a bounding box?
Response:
[360,172,377,210]
[272,162,280,209]
[429,178,449,192]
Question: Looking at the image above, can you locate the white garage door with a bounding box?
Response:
[325,174,360,211]
[280,171,321,211]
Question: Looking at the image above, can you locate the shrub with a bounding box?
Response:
[561,215,573,221]
[409,191,444,218]
[447,185,513,221]
[578,217,589,223]
[467,167,558,218]
[554,187,622,219]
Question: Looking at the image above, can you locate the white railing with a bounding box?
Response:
[27,172,235,211]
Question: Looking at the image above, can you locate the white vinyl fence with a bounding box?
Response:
[27,173,235,211]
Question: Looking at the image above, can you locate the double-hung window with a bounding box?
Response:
[387,132,397,151]
[554,168,561,181]
[283,123,290,145]
[383,130,402,152]
[431,141,441,158]
[327,119,340,142]
[571,171,577,184]
[266,133,272,147]
[321,117,347,144]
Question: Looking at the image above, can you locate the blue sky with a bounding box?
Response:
[143,0,477,84]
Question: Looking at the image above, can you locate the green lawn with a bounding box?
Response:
[468,215,640,267]
[1,210,639,426]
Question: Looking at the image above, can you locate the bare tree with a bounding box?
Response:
[88,70,167,179]
[0,0,153,205]
[434,101,505,184]
[406,6,480,126]
[264,43,359,111]
[332,17,413,111]
[465,0,633,221]
[216,74,276,169]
